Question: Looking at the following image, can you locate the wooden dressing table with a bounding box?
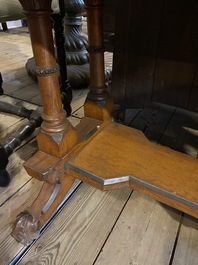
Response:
[11,0,198,245]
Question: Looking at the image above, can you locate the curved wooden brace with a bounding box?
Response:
[12,174,75,246]
[11,116,103,245]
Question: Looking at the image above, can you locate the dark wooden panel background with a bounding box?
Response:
[103,0,198,113]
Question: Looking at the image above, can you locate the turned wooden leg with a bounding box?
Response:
[84,0,113,121]
[12,0,78,245]
[18,0,78,157]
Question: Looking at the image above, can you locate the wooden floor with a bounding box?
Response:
[0,26,198,265]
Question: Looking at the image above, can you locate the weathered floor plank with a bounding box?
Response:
[172,215,198,265]
[95,192,181,265]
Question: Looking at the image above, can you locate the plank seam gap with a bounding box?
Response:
[126,108,142,126]
[169,212,184,265]
[158,107,177,144]
[4,93,42,106]
[0,177,33,207]
[92,189,134,265]
[72,104,85,116]
[13,133,38,153]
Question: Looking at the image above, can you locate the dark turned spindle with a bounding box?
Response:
[0,73,3,95]
[63,0,90,88]
[2,22,8,31]
[0,73,42,187]
[51,0,72,116]
[0,110,42,187]
[0,102,33,118]
[64,0,88,65]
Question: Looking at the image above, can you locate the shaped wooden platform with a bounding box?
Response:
[66,121,198,218]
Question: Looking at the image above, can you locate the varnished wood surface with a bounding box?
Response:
[0,27,198,265]
[67,120,198,218]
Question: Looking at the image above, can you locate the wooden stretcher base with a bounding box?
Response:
[66,119,198,218]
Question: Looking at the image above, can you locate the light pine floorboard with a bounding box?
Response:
[172,216,198,265]
[0,26,198,265]
[95,192,181,265]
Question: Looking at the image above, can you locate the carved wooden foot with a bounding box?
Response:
[11,211,40,246]
[12,172,75,245]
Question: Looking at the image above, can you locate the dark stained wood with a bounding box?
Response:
[160,108,198,157]
[109,0,131,106]
[127,104,198,156]
[105,0,198,112]
[152,0,198,110]
[111,0,164,109]
[129,102,175,143]
[103,0,116,34]
[188,67,198,112]
[102,0,117,51]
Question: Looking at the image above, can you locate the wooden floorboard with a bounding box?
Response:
[171,215,198,265]
[129,102,176,143]
[0,26,198,265]
[95,192,181,265]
